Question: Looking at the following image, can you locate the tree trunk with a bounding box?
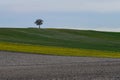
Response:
[39,25,40,29]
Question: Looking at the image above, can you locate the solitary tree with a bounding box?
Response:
[35,19,43,29]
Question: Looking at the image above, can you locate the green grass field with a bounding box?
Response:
[0,28,120,58]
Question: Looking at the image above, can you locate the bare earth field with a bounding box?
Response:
[0,51,120,80]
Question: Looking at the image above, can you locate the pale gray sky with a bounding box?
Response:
[1,0,120,13]
[0,0,120,31]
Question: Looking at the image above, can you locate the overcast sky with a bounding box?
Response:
[0,0,120,31]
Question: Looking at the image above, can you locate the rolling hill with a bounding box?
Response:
[0,28,120,58]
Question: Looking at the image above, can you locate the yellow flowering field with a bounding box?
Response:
[0,42,120,58]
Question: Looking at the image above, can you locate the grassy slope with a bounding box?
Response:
[0,28,120,58]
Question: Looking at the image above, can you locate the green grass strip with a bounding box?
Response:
[0,42,120,58]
